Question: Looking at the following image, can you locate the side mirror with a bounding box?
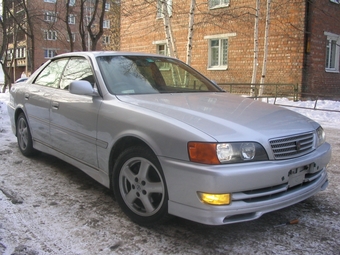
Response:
[69,81,99,96]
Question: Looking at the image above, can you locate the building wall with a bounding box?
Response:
[9,0,120,80]
[120,0,307,94]
[303,0,340,96]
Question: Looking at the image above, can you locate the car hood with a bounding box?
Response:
[117,93,318,142]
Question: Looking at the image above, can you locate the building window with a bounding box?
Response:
[44,30,58,40]
[156,44,168,56]
[44,0,56,3]
[44,11,57,22]
[44,49,57,58]
[69,0,75,6]
[68,14,75,24]
[105,3,110,11]
[208,0,230,9]
[157,0,172,18]
[325,32,340,72]
[153,41,170,69]
[209,39,228,69]
[329,0,339,4]
[102,35,110,44]
[67,33,76,42]
[7,49,13,60]
[103,20,110,28]
[204,33,235,70]
[15,47,26,58]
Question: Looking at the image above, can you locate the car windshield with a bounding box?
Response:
[96,55,222,95]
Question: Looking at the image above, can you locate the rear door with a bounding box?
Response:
[25,58,68,146]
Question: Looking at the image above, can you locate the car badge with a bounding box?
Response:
[295,141,301,151]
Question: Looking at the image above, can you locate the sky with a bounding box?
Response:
[0,91,339,149]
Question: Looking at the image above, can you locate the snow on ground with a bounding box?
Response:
[0,90,339,255]
[268,97,340,129]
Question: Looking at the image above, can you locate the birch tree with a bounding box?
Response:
[259,0,271,96]
[250,0,260,97]
[162,0,177,58]
[186,0,196,65]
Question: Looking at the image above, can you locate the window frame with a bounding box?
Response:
[153,40,170,70]
[102,35,110,44]
[15,47,26,59]
[103,20,110,28]
[208,0,230,9]
[68,14,76,24]
[44,49,57,59]
[44,30,58,40]
[44,11,57,22]
[204,33,235,70]
[67,32,76,42]
[324,32,340,73]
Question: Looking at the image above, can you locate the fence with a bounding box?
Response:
[218,83,299,101]
[218,83,340,113]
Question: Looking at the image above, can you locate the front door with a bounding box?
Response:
[49,57,101,168]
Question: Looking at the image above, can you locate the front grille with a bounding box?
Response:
[270,132,314,160]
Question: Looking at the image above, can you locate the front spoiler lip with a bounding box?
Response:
[168,171,328,225]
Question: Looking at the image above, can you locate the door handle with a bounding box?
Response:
[24,93,29,100]
[52,101,59,110]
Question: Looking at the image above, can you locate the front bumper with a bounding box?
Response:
[160,142,331,225]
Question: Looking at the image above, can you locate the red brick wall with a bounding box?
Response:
[121,0,308,93]
[303,0,340,96]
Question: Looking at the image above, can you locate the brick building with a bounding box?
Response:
[7,0,120,81]
[120,0,340,96]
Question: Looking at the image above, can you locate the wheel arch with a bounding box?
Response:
[14,107,26,136]
[108,136,156,190]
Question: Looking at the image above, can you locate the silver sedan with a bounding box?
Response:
[7,52,331,226]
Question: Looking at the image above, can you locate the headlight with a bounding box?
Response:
[316,126,326,147]
[188,142,268,164]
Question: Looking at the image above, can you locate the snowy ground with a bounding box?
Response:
[0,91,339,255]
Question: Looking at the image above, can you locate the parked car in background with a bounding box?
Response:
[15,77,29,83]
[7,52,331,226]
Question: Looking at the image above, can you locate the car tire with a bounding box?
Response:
[16,113,38,157]
[113,146,170,226]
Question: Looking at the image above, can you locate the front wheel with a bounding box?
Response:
[16,113,37,157]
[113,146,170,226]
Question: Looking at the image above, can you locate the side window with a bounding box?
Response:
[59,57,95,90]
[34,58,69,88]
[325,32,340,72]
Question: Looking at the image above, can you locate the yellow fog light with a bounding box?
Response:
[198,192,231,205]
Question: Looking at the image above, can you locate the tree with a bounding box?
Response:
[250,0,260,97]
[0,0,13,92]
[79,0,108,51]
[259,0,271,96]
[186,0,196,65]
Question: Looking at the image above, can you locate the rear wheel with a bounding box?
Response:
[113,146,169,226]
[16,113,37,157]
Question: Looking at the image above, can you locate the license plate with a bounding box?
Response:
[288,165,310,188]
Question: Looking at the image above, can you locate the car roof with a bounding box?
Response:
[51,51,171,60]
